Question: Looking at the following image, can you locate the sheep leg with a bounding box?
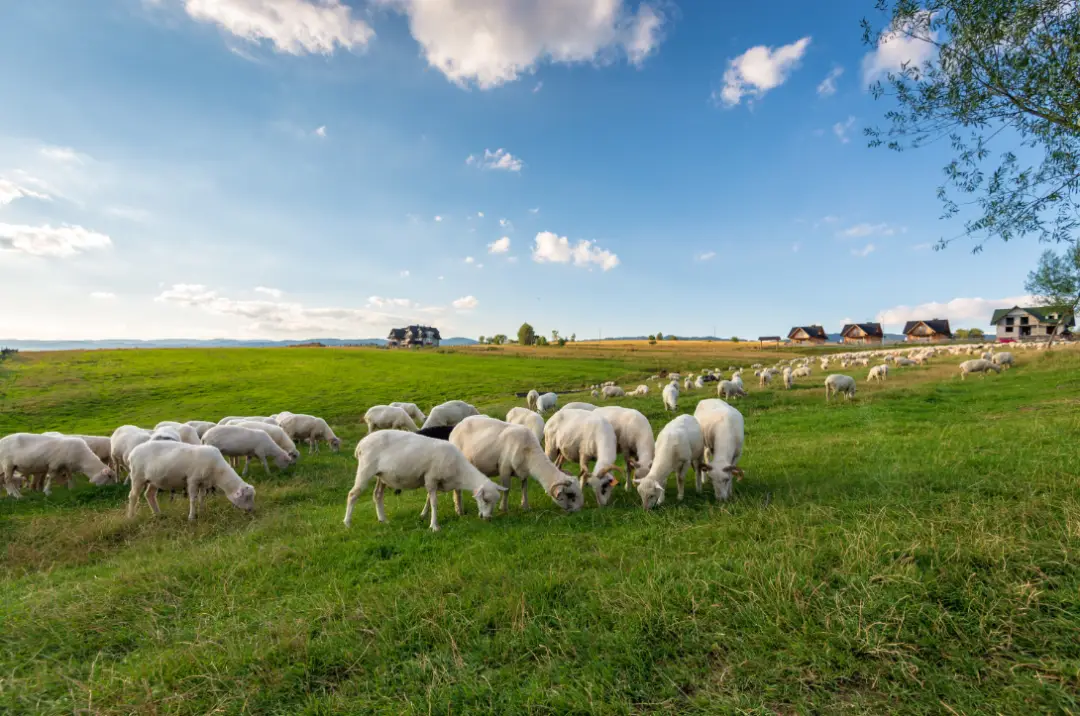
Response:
[42,472,55,496]
[373,480,386,523]
[344,461,379,527]
[498,470,512,513]
[519,475,529,510]
[625,460,634,491]
[261,456,270,474]
[188,488,199,521]
[426,488,440,531]
[452,489,465,516]
[127,476,145,518]
[145,484,161,516]
[1,466,21,499]
[693,462,704,494]
[676,463,686,502]
[241,456,250,477]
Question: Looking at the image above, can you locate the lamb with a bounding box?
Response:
[632,415,707,509]
[153,421,201,445]
[561,402,597,412]
[126,441,255,520]
[692,399,745,502]
[275,413,342,453]
[185,420,218,437]
[792,366,812,379]
[526,389,540,411]
[991,351,1014,369]
[601,385,625,398]
[0,433,115,497]
[110,425,153,478]
[716,380,746,399]
[694,376,706,389]
[536,392,559,413]
[867,364,889,383]
[959,359,1002,380]
[594,406,655,489]
[506,407,545,444]
[662,382,679,412]
[420,400,480,430]
[825,374,857,401]
[345,430,507,531]
[449,416,582,513]
[201,425,293,476]
[232,421,301,460]
[364,405,419,434]
[542,409,621,507]
[389,402,426,425]
[41,433,111,464]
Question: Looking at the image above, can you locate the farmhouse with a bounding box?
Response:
[990,306,1074,341]
[387,325,441,348]
[787,325,828,345]
[840,322,883,345]
[903,319,952,342]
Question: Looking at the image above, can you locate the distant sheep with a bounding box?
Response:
[536,392,559,413]
[867,364,889,383]
[716,380,746,399]
[632,385,649,397]
[960,359,1002,380]
[825,374,857,401]
[390,402,426,425]
[991,352,1014,369]
[792,366,812,379]
[526,390,540,411]
[276,413,342,453]
[601,386,625,398]
[662,382,679,412]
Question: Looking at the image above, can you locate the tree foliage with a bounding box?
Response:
[517,323,536,346]
[864,0,1080,250]
[490,334,507,345]
[1025,243,1080,346]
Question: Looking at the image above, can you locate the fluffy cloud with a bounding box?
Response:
[452,295,479,310]
[499,218,513,229]
[695,250,716,262]
[377,0,667,88]
[832,115,857,143]
[817,66,843,96]
[876,295,1033,329]
[254,286,283,298]
[466,148,524,172]
[488,236,511,253]
[862,13,937,84]
[400,269,410,277]
[90,291,116,300]
[184,0,374,55]
[314,125,327,137]
[0,178,50,206]
[532,231,619,271]
[851,243,876,257]
[0,223,112,258]
[715,36,811,107]
[464,256,475,264]
[838,222,898,238]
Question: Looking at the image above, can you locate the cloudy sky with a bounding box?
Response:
[0,0,1045,340]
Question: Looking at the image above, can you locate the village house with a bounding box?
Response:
[786,325,828,345]
[387,325,441,348]
[902,319,952,342]
[990,306,1074,341]
[839,322,884,345]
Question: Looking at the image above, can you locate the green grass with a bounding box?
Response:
[1,346,1079,714]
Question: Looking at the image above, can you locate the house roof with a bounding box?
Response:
[840,322,883,338]
[902,319,952,337]
[388,325,442,341]
[388,328,407,340]
[989,306,1076,326]
[787,325,827,340]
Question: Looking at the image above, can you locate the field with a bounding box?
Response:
[1,343,1079,714]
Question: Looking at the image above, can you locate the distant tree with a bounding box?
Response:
[969,327,985,338]
[551,329,560,342]
[536,335,549,346]
[570,333,576,342]
[490,334,508,345]
[655,331,663,341]
[864,0,1080,251]
[557,337,567,347]
[517,323,536,346]
[647,334,655,341]
[955,328,970,339]
[478,335,486,344]
[666,335,678,341]
[1025,243,1080,348]
[731,336,741,343]
[648,337,657,345]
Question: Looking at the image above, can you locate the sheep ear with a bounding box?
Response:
[701,463,713,472]
[495,485,509,492]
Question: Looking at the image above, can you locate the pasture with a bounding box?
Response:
[1,344,1079,714]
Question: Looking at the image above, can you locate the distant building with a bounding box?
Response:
[902,319,952,342]
[840,322,884,345]
[990,306,1074,341]
[787,325,828,345]
[387,325,441,348]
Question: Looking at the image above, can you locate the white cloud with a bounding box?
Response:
[695,250,716,262]
[0,223,112,258]
[715,36,811,107]
[862,12,937,84]
[452,295,479,310]
[488,236,511,253]
[367,296,414,309]
[876,295,1033,329]
[377,0,667,89]
[499,218,513,229]
[434,215,443,222]
[464,256,475,264]
[40,146,83,163]
[477,211,485,218]
[314,125,327,138]
[400,269,410,277]
[254,286,283,298]
[183,0,374,55]
[0,178,51,206]
[838,222,897,238]
[89,291,116,300]
[832,115,857,143]
[817,66,843,96]
[104,206,151,222]
[851,243,876,257]
[466,148,524,172]
[532,230,619,271]
[532,81,543,93]
[529,207,539,214]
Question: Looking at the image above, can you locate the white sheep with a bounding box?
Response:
[364,405,419,434]
[867,364,889,383]
[894,357,916,367]
[991,352,1014,369]
[110,425,153,478]
[601,385,626,398]
[792,366,812,378]
[390,402,426,425]
[345,430,507,531]
[126,441,255,520]
[542,409,621,507]
[632,384,650,397]
[232,421,301,460]
[959,359,1002,380]
[694,376,706,389]
[506,407,545,444]
[662,382,679,412]
[590,389,600,398]
[632,414,707,509]
[693,399,745,502]
[0,433,114,497]
[536,392,559,413]
[716,380,746,399]
[41,433,112,464]
[420,400,480,430]
[683,377,692,391]
[449,416,582,513]
[759,370,774,388]
[782,367,793,390]
[594,406,655,489]
[825,374,857,401]
[201,425,293,476]
[153,421,201,445]
[526,389,540,411]
[561,402,597,412]
[185,420,218,437]
[275,413,342,453]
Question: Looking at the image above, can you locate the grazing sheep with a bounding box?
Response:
[632,384,650,397]
[782,367,793,390]
[694,376,706,389]
[536,392,559,413]
[153,421,201,445]
[693,399,745,502]
[594,406,655,490]
[542,409,621,507]
[825,374,857,401]
[759,370,774,388]
[601,385,626,398]
[526,389,541,411]
[0,433,114,497]
[421,400,480,430]
[792,366,812,379]
[150,426,183,443]
[506,407,545,444]
[662,382,679,412]
[449,416,582,513]
[185,420,218,438]
[345,431,507,531]
[683,377,692,391]
[959,359,1002,380]
[561,402,597,412]
[110,425,153,479]
[390,402,426,426]
[894,357,916,367]
[992,352,1014,369]
[232,421,301,460]
[126,441,255,520]
[201,425,293,476]
[275,413,342,453]
[867,364,889,383]
[633,415,707,509]
[41,433,112,464]
[716,380,746,399]
[364,405,419,434]
[590,390,600,398]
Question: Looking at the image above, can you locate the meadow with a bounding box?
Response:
[1,343,1078,714]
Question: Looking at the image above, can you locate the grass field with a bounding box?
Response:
[1,344,1079,714]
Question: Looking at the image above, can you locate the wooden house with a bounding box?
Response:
[902,319,952,342]
[387,325,441,348]
[840,322,883,345]
[990,306,1074,341]
[787,325,828,345]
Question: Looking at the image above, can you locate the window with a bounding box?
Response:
[1005,326,1013,333]
[1005,317,1014,326]
[1020,316,1029,325]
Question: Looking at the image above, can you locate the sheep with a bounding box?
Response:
[275,413,342,453]
[526,389,540,411]
[232,421,301,460]
[594,406,655,489]
[590,389,600,398]
[201,425,293,476]
[420,400,480,430]
[632,384,650,397]
[792,366,812,379]
[449,416,582,513]
[716,380,746,399]
[389,402,426,426]
[867,364,889,383]
[150,426,183,443]
[364,405,419,434]
[759,370,774,387]
[992,351,1014,369]
[632,414,707,509]
[110,425,153,479]
[506,407,545,444]
[694,376,706,389]
[561,402,597,412]
[222,416,278,427]
[542,408,621,507]
[345,430,507,531]
[825,374,857,401]
[185,420,218,437]
[656,382,676,413]
[601,385,625,398]
[126,441,255,520]
[693,400,745,502]
[959,359,1002,380]
[782,367,793,390]
[41,433,111,464]
[416,425,454,441]
[0,433,114,497]
[894,357,917,367]
[536,392,559,413]
[683,377,692,391]
[152,421,201,445]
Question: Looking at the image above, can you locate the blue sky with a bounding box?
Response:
[0,0,1047,340]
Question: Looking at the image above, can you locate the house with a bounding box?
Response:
[387,325,441,348]
[990,306,1074,341]
[840,322,884,345]
[902,319,952,342]
[787,325,828,345]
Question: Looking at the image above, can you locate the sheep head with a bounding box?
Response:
[228,484,256,512]
[90,466,116,486]
[548,478,583,513]
[633,477,665,510]
[472,481,508,520]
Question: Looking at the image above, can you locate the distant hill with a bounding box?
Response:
[0,337,478,352]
